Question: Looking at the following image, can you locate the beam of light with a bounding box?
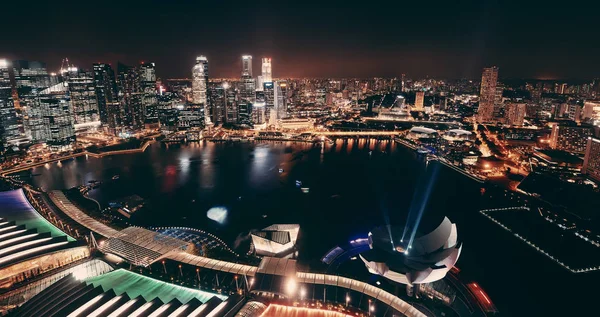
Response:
[407,164,440,249]
[401,169,431,244]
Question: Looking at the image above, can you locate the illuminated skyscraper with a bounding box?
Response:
[242,55,253,78]
[414,91,424,111]
[13,61,51,142]
[224,83,238,124]
[192,56,209,125]
[261,58,272,83]
[139,62,158,127]
[275,80,287,119]
[264,82,275,125]
[208,83,225,124]
[68,74,100,129]
[583,137,600,183]
[478,66,499,122]
[38,82,75,150]
[117,62,144,131]
[239,55,256,125]
[0,59,21,153]
[92,63,117,125]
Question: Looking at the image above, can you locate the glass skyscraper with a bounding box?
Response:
[192,56,209,125]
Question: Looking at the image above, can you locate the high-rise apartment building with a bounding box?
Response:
[582,100,600,125]
[478,66,499,122]
[583,138,600,183]
[550,124,593,153]
[505,102,527,126]
[414,91,425,111]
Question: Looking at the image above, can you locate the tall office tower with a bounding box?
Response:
[253,89,266,125]
[240,76,256,105]
[0,59,21,153]
[13,61,51,142]
[242,55,253,78]
[264,82,275,125]
[261,58,272,83]
[192,56,209,125]
[238,102,253,126]
[505,102,527,126]
[117,63,144,131]
[256,76,264,92]
[139,62,158,127]
[239,55,256,125]
[414,91,425,111]
[68,74,100,129]
[550,124,593,153]
[478,66,499,122]
[208,83,225,124]
[92,63,118,125]
[225,84,238,124]
[274,80,287,119]
[583,138,600,183]
[38,82,75,151]
[105,102,123,135]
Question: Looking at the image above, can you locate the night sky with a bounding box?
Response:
[2,0,598,79]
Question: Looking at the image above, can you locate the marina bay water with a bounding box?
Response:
[15,140,597,316]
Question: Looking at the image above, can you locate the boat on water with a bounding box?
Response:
[301,187,310,194]
[416,147,431,154]
[295,180,302,187]
[112,175,120,180]
[279,168,284,173]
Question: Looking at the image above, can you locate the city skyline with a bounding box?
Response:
[2,1,599,80]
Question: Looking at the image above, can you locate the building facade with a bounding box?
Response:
[191,56,209,124]
[583,137,600,182]
[414,91,424,111]
[0,59,21,153]
[478,66,499,122]
[92,63,118,126]
[139,63,158,128]
[117,63,144,131]
[550,124,593,153]
[13,60,51,143]
[505,102,527,126]
[68,74,99,130]
[39,83,76,150]
[275,80,287,120]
